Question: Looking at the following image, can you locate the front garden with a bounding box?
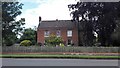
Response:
[1,54,120,59]
[1,35,119,59]
[1,44,119,59]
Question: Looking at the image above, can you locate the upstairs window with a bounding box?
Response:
[56,30,61,37]
[67,30,72,37]
[44,30,50,37]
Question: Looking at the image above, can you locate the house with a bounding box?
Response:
[37,17,78,46]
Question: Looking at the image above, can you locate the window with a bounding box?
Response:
[56,30,61,37]
[67,30,72,37]
[44,30,50,37]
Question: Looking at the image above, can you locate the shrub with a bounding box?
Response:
[20,40,32,46]
[59,43,64,47]
[45,34,63,46]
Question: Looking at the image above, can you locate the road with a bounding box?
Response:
[1,58,119,66]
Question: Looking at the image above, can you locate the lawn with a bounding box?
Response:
[0,54,119,59]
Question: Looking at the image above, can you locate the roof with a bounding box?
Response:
[38,20,75,29]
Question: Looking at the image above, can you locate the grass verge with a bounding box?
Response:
[0,54,120,59]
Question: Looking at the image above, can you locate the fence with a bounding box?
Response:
[1,45,119,53]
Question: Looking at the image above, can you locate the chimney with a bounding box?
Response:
[39,16,41,23]
[56,19,58,21]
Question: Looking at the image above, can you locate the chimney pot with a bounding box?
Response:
[39,16,41,22]
[56,19,58,21]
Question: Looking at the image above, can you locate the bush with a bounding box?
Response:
[20,40,32,46]
[2,35,17,46]
[45,34,63,46]
[59,43,64,47]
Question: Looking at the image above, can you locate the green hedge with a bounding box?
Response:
[20,40,32,46]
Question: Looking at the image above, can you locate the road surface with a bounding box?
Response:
[1,58,119,66]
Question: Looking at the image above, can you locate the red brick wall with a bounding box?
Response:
[37,27,78,46]
[72,25,78,46]
[37,29,44,44]
[61,28,67,45]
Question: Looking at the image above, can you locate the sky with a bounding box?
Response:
[16,0,78,28]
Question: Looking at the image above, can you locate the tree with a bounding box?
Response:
[20,28,37,45]
[68,2,120,46]
[45,34,63,46]
[111,18,120,46]
[2,2,25,46]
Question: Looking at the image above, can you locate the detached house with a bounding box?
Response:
[37,17,78,46]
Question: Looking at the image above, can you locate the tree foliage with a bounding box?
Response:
[2,2,25,46]
[20,40,32,46]
[20,28,37,45]
[68,2,120,46]
[111,18,120,46]
[45,34,63,46]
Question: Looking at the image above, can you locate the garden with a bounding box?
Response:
[1,34,120,59]
[1,45,119,59]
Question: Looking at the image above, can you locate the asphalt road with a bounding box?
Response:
[1,58,119,66]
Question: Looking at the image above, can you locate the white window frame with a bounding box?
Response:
[44,30,50,37]
[56,30,61,37]
[67,30,72,37]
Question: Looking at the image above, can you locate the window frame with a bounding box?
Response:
[67,30,72,37]
[56,30,61,37]
[44,30,50,37]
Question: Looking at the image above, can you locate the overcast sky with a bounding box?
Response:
[16,0,78,28]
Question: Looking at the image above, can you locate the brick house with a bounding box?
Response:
[37,17,78,46]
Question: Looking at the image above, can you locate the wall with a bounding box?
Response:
[37,27,79,46]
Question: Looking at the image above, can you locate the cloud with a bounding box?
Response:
[17,0,77,28]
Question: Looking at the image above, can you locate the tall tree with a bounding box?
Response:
[68,2,120,46]
[2,2,25,46]
[111,18,120,46]
[20,28,37,45]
